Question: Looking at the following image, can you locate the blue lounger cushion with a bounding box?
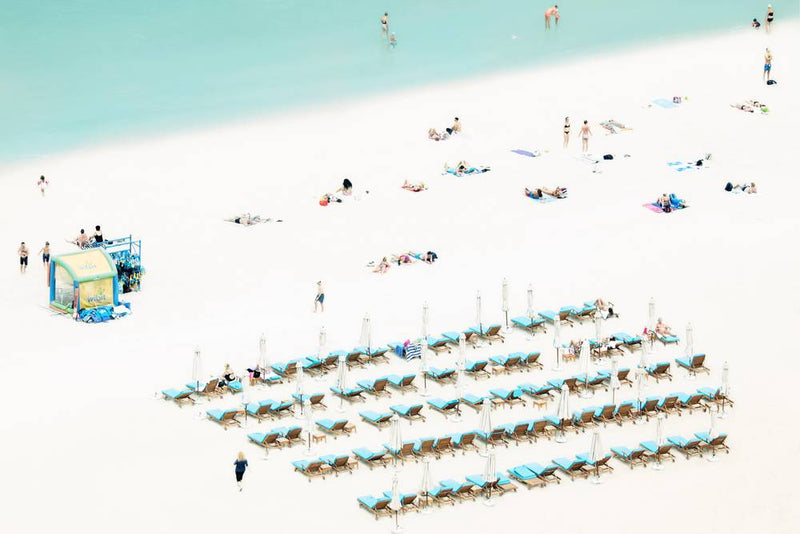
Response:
[508,465,537,480]
[612,332,641,344]
[389,404,412,415]
[162,388,192,399]
[695,431,727,443]
[358,495,389,509]
[490,388,521,400]
[465,359,489,371]
[552,457,582,470]
[206,409,237,421]
[319,454,348,466]
[426,336,447,347]
[469,324,501,335]
[441,331,470,342]
[640,440,671,453]
[427,397,458,410]
[449,432,477,446]
[439,479,468,491]
[538,310,557,322]
[576,452,610,466]
[466,473,511,488]
[353,447,383,461]
[489,355,507,366]
[675,355,704,368]
[611,446,641,458]
[427,366,455,378]
[659,334,680,343]
[461,393,484,405]
[666,435,696,448]
[511,316,545,328]
[273,425,300,437]
[330,386,364,396]
[247,431,277,444]
[360,410,391,422]
[592,405,614,417]
[524,462,553,476]
[387,374,416,386]
[316,418,344,430]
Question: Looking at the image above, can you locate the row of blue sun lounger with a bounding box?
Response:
[358,474,518,517]
[204,382,731,434]
[358,431,730,517]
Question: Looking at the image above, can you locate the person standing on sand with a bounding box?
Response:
[233,452,248,491]
[544,5,559,29]
[381,13,389,37]
[37,175,49,197]
[314,281,325,313]
[39,242,50,269]
[563,117,570,148]
[765,4,774,33]
[18,242,29,274]
[580,120,592,153]
[763,48,773,82]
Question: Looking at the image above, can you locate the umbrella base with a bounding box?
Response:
[590,475,604,484]
[651,462,665,471]
[706,453,720,463]
[483,498,496,507]
[555,434,567,444]
[579,391,593,399]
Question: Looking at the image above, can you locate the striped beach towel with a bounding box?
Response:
[404,342,422,360]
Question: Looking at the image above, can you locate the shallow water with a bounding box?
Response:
[0,0,794,161]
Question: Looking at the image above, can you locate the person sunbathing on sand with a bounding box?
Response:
[725,182,757,194]
[731,103,755,113]
[392,253,413,265]
[402,180,427,192]
[447,161,490,176]
[374,257,391,273]
[445,117,461,135]
[542,186,567,199]
[655,318,673,336]
[525,187,544,200]
[657,194,671,210]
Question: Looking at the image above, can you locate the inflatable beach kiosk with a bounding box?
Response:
[49,248,123,320]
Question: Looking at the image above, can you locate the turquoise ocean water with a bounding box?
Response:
[1,1,795,162]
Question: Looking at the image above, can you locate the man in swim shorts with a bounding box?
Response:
[763,48,772,81]
[18,242,29,274]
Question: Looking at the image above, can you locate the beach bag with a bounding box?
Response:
[767,79,777,85]
[603,154,613,160]
[319,198,328,206]
[725,182,733,192]
[695,159,703,167]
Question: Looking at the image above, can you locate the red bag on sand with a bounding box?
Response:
[319,199,328,206]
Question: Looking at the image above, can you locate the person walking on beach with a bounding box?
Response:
[233,452,248,491]
[39,242,50,269]
[381,13,389,37]
[18,242,29,274]
[37,175,49,197]
[314,281,325,313]
[765,4,774,33]
[580,120,592,153]
[544,5,559,29]
[563,117,570,148]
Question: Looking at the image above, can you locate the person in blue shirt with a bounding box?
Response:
[234,452,248,491]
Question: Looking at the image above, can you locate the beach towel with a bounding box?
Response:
[667,162,696,172]
[644,203,688,214]
[528,195,555,204]
[652,98,678,109]
[511,149,539,158]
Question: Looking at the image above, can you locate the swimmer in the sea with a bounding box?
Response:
[544,5,559,29]
[381,13,389,37]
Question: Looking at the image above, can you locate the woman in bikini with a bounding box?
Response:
[580,120,591,153]
[765,4,774,33]
[563,117,570,148]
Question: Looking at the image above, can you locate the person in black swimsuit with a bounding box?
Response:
[563,117,570,148]
[765,4,774,33]
[93,225,103,244]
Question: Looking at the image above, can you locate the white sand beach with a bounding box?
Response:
[1,22,798,533]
